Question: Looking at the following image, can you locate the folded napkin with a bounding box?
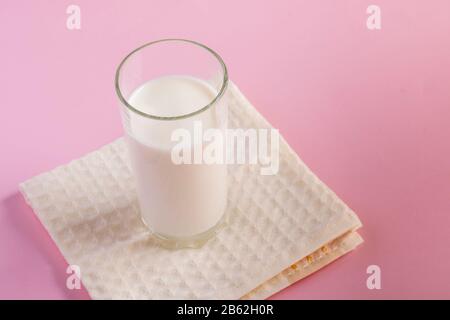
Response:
[20,82,362,299]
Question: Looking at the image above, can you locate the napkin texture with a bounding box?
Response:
[20,82,362,299]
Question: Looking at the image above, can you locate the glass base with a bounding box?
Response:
[140,212,229,249]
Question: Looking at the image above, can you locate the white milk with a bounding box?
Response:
[125,75,227,238]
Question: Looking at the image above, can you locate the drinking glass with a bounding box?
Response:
[115,39,229,248]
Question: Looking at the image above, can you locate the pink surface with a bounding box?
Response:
[1,0,449,299]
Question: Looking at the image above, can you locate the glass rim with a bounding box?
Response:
[114,38,229,121]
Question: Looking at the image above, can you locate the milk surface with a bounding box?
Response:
[126,75,227,238]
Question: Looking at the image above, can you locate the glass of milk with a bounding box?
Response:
[115,39,228,248]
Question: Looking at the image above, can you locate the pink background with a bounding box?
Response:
[1,0,449,299]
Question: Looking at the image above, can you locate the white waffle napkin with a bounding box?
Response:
[20,82,362,299]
